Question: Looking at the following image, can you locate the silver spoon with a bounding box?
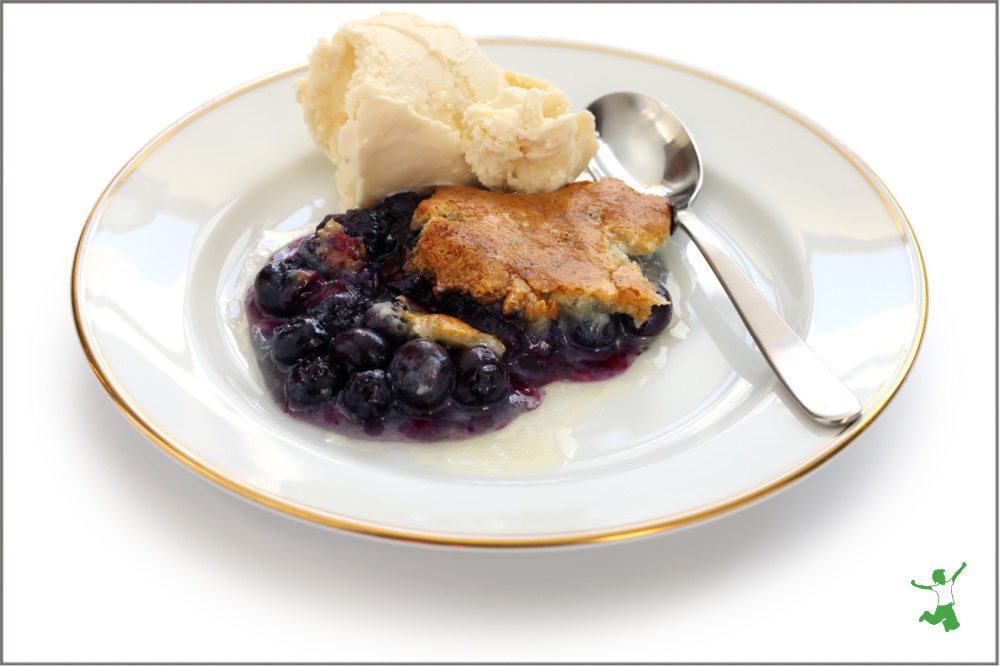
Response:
[587,92,862,427]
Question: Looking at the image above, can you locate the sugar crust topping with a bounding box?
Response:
[408,178,673,323]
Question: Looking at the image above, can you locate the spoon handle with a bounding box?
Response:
[675,207,862,426]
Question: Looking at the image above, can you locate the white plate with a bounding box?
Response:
[72,41,926,547]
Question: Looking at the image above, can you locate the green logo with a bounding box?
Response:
[911,562,966,632]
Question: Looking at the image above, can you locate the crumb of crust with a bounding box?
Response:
[408,178,674,323]
[314,220,367,271]
[401,310,506,358]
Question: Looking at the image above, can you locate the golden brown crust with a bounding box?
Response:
[408,178,673,322]
[400,310,506,357]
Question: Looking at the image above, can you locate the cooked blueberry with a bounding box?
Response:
[376,191,424,223]
[453,346,509,406]
[622,282,673,337]
[341,207,386,238]
[389,340,454,411]
[361,302,411,344]
[284,356,343,410]
[254,259,317,317]
[456,345,503,373]
[566,314,620,349]
[340,369,394,422]
[310,291,360,334]
[271,316,331,366]
[330,328,389,372]
[341,208,396,261]
[296,236,326,272]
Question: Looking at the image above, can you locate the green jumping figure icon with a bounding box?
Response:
[911,562,967,632]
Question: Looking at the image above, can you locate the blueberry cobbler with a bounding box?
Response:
[245,178,675,442]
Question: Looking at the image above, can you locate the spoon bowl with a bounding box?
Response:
[587,92,862,427]
[588,92,702,207]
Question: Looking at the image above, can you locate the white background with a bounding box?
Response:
[3,2,996,663]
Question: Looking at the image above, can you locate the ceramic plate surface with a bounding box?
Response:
[72,41,926,546]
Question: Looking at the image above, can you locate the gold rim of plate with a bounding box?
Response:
[70,39,929,548]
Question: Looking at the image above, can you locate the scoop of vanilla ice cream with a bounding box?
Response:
[462,71,598,193]
[295,13,598,209]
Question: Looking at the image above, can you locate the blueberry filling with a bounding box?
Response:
[254,259,317,317]
[389,339,456,411]
[245,192,673,442]
[341,369,395,423]
[285,356,344,411]
[271,316,331,367]
[330,328,390,373]
[310,290,362,334]
[453,346,509,407]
